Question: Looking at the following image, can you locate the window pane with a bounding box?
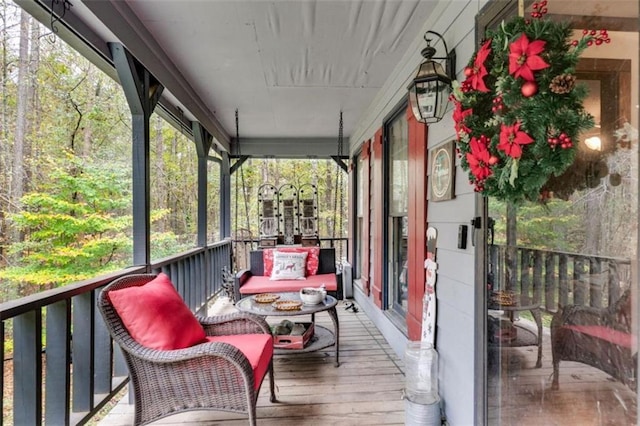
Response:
[0,8,132,299]
[149,114,198,260]
[386,107,408,314]
[487,3,638,424]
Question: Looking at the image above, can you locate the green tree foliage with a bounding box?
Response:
[0,152,132,288]
[490,198,583,252]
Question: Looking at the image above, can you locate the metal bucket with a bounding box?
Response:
[404,398,441,426]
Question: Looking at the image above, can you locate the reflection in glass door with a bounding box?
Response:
[386,105,409,314]
[482,1,639,424]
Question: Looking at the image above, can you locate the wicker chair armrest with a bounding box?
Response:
[234,269,252,302]
[125,339,253,368]
[197,311,272,336]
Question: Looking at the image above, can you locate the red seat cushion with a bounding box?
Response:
[564,325,635,348]
[206,334,273,390]
[239,273,337,295]
[108,273,207,350]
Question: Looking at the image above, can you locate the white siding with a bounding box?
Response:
[349,1,490,424]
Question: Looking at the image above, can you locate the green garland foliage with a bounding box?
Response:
[451,1,609,204]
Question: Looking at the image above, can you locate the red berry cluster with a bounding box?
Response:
[571,29,611,47]
[459,79,473,93]
[491,96,504,114]
[547,132,573,149]
[530,1,548,19]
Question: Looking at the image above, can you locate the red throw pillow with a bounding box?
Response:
[263,247,320,276]
[108,273,207,350]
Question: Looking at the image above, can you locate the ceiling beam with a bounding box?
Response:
[71,0,230,152]
[233,137,350,158]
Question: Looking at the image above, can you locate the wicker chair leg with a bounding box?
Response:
[552,361,560,390]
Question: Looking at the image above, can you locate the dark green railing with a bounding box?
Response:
[1,239,232,425]
[489,244,632,312]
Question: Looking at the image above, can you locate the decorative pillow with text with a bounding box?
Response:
[269,251,308,281]
[263,247,319,276]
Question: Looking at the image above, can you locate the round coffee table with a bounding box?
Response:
[236,292,340,367]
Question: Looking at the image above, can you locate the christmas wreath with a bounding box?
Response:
[451,1,610,204]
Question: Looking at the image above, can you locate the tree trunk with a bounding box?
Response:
[81,68,99,158]
[24,16,39,191]
[154,115,166,232]
[11,10,30,213]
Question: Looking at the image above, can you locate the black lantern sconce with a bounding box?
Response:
[408,31,456,124]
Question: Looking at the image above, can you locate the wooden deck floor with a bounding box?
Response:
[98,305,637,425]
[98,300,408,425]
[488,321,637,426]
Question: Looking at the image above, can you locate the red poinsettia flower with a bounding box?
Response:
[465,39,492,92]
[466,135,496,181]
[452,100,472,137]
[498,121,534,158]
[508,33,549,81]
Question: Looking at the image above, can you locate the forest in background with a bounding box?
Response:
[0,0,636,304]
[0,1,347,303]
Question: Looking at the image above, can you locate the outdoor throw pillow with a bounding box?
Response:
[270,250,308,280]
[263,247,320,276]
[108,273,207,350]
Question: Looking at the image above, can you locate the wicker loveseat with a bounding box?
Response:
[551,289,636,390]
[234,247,342,301]
[98,273,276,425]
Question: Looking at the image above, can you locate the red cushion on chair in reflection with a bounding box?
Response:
[564,325,634,348]
[108,272,207,350]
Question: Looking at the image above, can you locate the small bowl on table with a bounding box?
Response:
[299,287,327,305]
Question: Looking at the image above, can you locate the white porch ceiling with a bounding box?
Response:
[76,0,442,146]
[24,0,637,154]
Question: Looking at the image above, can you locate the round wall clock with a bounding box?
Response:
[430,141,455,201]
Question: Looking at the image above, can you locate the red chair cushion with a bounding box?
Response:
[108,273,207,350]
[239,273,337,295]
[564,325,634,348]
[206,334,273,390]
[263,247,320,276]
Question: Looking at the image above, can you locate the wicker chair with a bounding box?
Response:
[97,274,276,425]
[551,289,636,390]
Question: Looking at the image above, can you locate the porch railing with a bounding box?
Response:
[1,239,232,426]
[489,244,632,313]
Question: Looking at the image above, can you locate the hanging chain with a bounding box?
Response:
[236,109,251,235]
[334,111,345,263]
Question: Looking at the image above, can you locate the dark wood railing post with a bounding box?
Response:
[13,310,42,426]
[589,257,603,308]
[558,254,569,308]
[519,248,531,299]
[45,300,71,425]
[532,251,543,304]
[573,257,586,306]
[608,260,621,303]
[544,252,556,310]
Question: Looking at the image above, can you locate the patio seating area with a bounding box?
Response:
[98,300,407,425]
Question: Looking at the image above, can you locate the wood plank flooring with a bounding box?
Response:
[98,300,408,425]
[488,321,637,426]
[98,306,637,425]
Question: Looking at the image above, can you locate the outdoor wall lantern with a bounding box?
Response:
[408,31,456,124]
